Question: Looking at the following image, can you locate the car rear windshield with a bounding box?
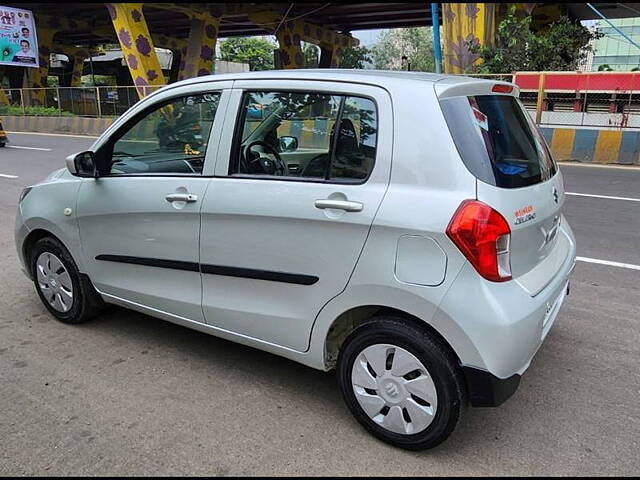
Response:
[439,94,557,188]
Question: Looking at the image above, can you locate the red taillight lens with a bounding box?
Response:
[492,84,513,94]
[446,200,512,282]
[192,123,201,132]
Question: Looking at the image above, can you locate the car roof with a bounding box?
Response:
[169,69,511,91]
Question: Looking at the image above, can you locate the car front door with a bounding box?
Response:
[199,81,392,351]
[76,85,230,322]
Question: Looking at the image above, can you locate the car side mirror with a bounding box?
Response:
[66,151,98,178]
[279,136,298,153]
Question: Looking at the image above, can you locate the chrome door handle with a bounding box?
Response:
[165,193,198,203]
[314,199,363,212]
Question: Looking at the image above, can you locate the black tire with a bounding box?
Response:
[30,236,104,324]
[0,142,5,147]
[337,316,467,450]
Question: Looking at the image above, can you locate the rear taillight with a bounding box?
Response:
[446,200,512,282]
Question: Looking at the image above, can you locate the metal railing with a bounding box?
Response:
[0,86,165,118]
[514,71,640,129]
[3,73,640,130]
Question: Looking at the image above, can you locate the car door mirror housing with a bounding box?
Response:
[66,151,99,178]
[279,136,298,152]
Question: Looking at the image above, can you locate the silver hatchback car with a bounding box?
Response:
[15,70,576,450]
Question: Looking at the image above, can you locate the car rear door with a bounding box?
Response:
[199,80,393,351]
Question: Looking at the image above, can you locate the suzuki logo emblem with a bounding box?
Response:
[553,187,559,204]
[384,382,399,397]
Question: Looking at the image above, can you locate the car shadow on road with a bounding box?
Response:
[68,304,522,455]
[77,304,344,399]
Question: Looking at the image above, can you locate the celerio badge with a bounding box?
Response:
[514,205,536,225]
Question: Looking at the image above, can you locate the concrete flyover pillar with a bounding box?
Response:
[106,3,165,98]
[24,27,56,106]
[55,46,89,87]
[441,3,496,74]
[274,26,304,69]
[249,10,358,69]
[69,50,88,87]
[179,12,220,80]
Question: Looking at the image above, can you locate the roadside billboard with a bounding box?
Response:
[0,6,38,67]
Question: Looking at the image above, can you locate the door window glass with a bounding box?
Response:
[230,91,377,182]
[330,96,378,181]
[108,92,220,175]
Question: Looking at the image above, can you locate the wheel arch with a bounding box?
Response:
[22,228,65,277]
[323,305,462,371]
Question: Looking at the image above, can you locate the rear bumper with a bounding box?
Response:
[462,366,521,407]
[436,221,577,381]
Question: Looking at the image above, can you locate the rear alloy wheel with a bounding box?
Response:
[338,317,466,450]
[351,344,438,435]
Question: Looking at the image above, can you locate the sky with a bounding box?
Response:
[352,29,384,47]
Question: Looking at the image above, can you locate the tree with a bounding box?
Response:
[339,46,372,69]
[371,28,435,72]
[468,6,602,73]
[219,37,276,71]
[302,42,370,69]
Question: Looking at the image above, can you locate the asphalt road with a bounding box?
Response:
[1,132,639,476]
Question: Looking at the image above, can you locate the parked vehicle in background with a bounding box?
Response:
[0,118,7,146]
[14,70,576,450]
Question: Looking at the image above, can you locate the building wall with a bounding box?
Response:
[592,18,640,71]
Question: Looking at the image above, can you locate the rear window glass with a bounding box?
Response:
[440,95,556,188]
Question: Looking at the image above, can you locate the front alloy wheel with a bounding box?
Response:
[36,252,74,313]
[30,236,104,324]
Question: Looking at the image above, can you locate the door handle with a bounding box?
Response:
[165,193,198,203]
[314,199,363,212]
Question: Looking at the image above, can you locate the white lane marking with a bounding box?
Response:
[6,131,99,139]
[559,162,640,171]
[566,192,640,203]
[577,256,640,271]
[0,173,18,179]
[6,145,52,151]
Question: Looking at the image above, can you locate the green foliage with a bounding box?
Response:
[81,75,116,87]
[339,46,372,69]
[0,105,74,116]
[469,6,602,73]
[302,42,371,69]
[371,27,435,72]
[219,37,276,71]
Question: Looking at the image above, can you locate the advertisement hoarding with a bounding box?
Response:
[0,6,39,68]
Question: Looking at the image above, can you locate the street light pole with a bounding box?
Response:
[431,3,442,73]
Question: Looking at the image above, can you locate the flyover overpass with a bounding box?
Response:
[2,2,640,104]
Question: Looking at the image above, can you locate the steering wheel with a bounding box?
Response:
[244,140,287,175]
